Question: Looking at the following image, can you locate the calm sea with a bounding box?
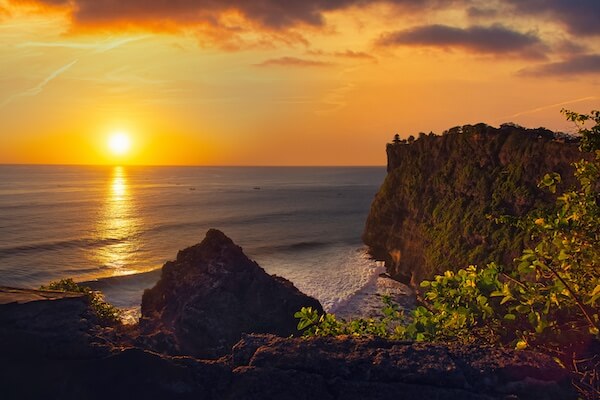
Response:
[0,165,386,313]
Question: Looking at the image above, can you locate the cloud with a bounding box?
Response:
[334,50,377,60]
[17,36,148,53]
[8,0,472,31]
[256,57,332,67]
[0,59,78,109]
[8,0,600,53]
[7,0,369,29]
[507,0,600,36]
[501,96,598,119]
[376,24,548,59]
[466,6,498,18]
[553,39,588,56]
[518,54,600,76]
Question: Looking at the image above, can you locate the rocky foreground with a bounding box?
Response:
[0,230,577,399]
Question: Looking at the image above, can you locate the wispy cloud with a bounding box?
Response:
[0,59,78,109]
[2,35,147,110]
[17,36,148,53]
[333,50,377,62]
[501,96,599,120]
[518,54,600,77]
[255,56,332,67]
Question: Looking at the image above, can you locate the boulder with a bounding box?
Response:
[140,229,323,358]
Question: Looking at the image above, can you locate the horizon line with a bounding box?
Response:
[0,162,387,168]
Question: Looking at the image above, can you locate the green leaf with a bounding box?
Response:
[515,304,529,314]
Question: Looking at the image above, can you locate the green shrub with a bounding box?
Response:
[40,278,122,325]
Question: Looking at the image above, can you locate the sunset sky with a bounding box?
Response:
[0,0,598,165]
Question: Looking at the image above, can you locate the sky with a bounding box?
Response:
[0,0,599,165]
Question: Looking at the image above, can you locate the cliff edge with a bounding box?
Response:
[363,124,583,284]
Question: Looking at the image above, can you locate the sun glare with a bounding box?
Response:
[108,132,131,156]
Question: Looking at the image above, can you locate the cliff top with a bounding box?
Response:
[0,286,86,305]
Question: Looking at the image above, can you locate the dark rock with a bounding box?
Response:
[230,334,576,400]
[0,287,107,358]
[1,346,231,400]
[0,287,577,399]
[140,229,323,358]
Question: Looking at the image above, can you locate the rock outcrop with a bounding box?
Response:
[0,323,577,399]
[0,287,107,359]
[228,334,575,400]
[140,229,323,358]
[363,124,584,284]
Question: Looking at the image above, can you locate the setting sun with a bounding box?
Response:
[108,132,131,156]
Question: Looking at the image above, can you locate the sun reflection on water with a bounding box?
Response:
[93,166,142,276]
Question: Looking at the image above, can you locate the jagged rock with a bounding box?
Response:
[229,334,576,400]
[140,229,323,358]
[363,125,584,283]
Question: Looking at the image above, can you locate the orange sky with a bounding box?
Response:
[0,0,598,165]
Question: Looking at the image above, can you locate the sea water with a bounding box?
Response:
[0,165,411,317]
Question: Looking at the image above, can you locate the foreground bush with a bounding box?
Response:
[40,278,122,324]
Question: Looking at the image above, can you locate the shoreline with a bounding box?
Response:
[81,253,415,324]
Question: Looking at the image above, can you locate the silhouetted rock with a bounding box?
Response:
[140,229,324,358]
[364,125,584,284]
[0,321,577,400]
[0,287,107,359]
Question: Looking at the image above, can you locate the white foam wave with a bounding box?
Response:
[259,246,412,317]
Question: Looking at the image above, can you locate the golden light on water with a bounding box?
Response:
[92,166,141,276]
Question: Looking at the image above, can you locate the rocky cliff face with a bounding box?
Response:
[364,124,583,284]
[140,229,323,358]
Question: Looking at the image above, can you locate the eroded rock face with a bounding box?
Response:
[363,125,584,283]
[140,229,324,358]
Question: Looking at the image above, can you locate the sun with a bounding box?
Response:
[108,132,131,156]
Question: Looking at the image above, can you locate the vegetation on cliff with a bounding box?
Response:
[299,110,600,399]
[363,120,583,283]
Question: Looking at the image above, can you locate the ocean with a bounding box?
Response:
[0,165,411,319]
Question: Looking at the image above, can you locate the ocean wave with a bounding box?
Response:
[251,240,333,255]
[82,269,162,309]
[0,237,131,259]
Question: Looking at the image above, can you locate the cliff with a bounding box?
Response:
[363,124,583,284]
